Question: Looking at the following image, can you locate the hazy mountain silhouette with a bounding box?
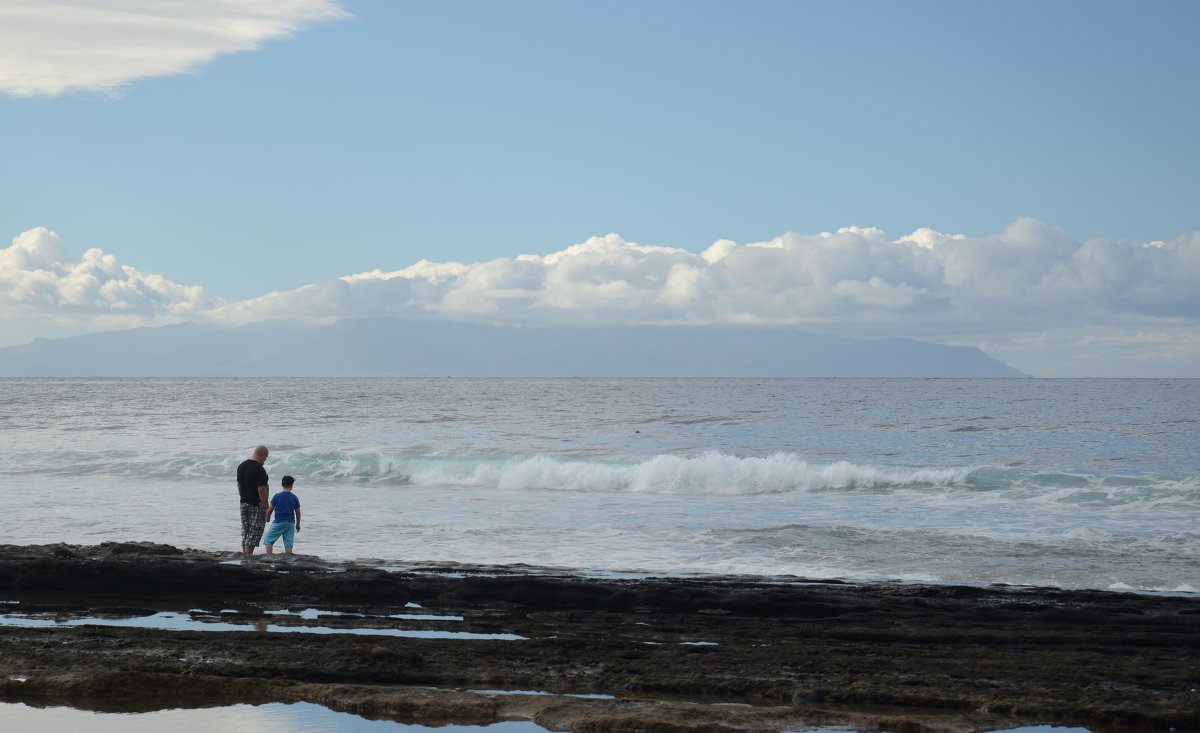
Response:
[0,319,1026,377]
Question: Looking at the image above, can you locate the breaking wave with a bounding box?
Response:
[308,450,975,495]
[30,447,977,494]
[432,453,976,495]
[25,447,1197,507]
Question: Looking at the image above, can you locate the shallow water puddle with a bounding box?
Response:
[0,701,548,732]
[0,611,523,640]
[262,607,465,621]
[790,728,1092,733]
[469,689,616,700]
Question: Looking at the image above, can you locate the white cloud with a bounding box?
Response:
[657,262,709,309]
[0,227,214,329]
[0,0,349,97]
[5,220,1200,375]
[197,219,1200,341]
[894,227,966,250]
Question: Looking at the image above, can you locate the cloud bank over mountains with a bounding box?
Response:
[205,219,1200,340]
[0,227,212,328]
[5,219,1198,330]
[3,220,1199,376]
[0,0,348,96]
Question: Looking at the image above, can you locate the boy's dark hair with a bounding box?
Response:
[281,475,295,487]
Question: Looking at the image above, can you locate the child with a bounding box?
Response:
[263,475,302,555]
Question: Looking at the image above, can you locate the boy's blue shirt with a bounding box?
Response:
[269,491,300,523]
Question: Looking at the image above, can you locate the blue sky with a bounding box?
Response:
[1,1,1199,376]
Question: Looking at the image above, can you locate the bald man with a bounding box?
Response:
[236,445,270,556]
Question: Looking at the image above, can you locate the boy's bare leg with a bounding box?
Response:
[265,545,273,554]
[284,547,293,555]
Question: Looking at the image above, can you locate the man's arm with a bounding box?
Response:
[258,485,269,511]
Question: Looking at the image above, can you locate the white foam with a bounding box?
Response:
[406,452,976,495]
[26,446,1200,513]
[28,447,984,495]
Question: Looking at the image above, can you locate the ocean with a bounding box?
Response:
[0,378,1196,593]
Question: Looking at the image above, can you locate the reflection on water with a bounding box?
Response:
[0,612,524,640]
[263,607,465,621]
[0,702,1096,733]
[469,689,615,700]
[0,701,549,732]
[794,728,1091,733]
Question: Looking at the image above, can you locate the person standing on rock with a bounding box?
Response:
[236,445,270,558]
[263,475,301,556]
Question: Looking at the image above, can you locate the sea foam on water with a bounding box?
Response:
[1,377,1196,592]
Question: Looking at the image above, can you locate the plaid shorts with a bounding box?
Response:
[240,503,266,547]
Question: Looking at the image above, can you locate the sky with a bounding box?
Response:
[1,0,1198,377]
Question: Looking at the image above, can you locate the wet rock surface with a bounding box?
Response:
[1,542,1197,732]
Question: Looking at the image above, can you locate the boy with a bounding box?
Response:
[263,475,302,555]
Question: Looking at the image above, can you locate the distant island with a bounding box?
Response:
[0,319,1026,377]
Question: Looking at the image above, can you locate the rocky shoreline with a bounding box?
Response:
[1,542,1197,732]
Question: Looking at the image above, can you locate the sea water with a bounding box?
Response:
[0,702,550,732]
[0,378,1195,593]
[0,702,1091,733]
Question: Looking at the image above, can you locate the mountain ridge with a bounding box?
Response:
[0,319,1027,377]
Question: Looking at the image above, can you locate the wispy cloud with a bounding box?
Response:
[0,0,349,97]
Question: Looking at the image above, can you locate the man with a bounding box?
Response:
[236,445,270,557]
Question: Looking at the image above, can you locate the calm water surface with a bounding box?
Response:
[0,702,548,732]
[0,702,1094,733]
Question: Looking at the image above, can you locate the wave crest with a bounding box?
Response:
[335,451,975,495]
[29,449,1197,507]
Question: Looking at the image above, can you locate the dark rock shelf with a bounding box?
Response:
[1,542,1196,732]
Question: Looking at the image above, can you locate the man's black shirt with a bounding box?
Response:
[237,459,268,506]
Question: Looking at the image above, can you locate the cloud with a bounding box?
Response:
[981,327,1200,378]
[200,219,1200,340]
[0,0,349,97]
[5,220,1200,375]
[1076,332,1172,347]
[0,227,214,329]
